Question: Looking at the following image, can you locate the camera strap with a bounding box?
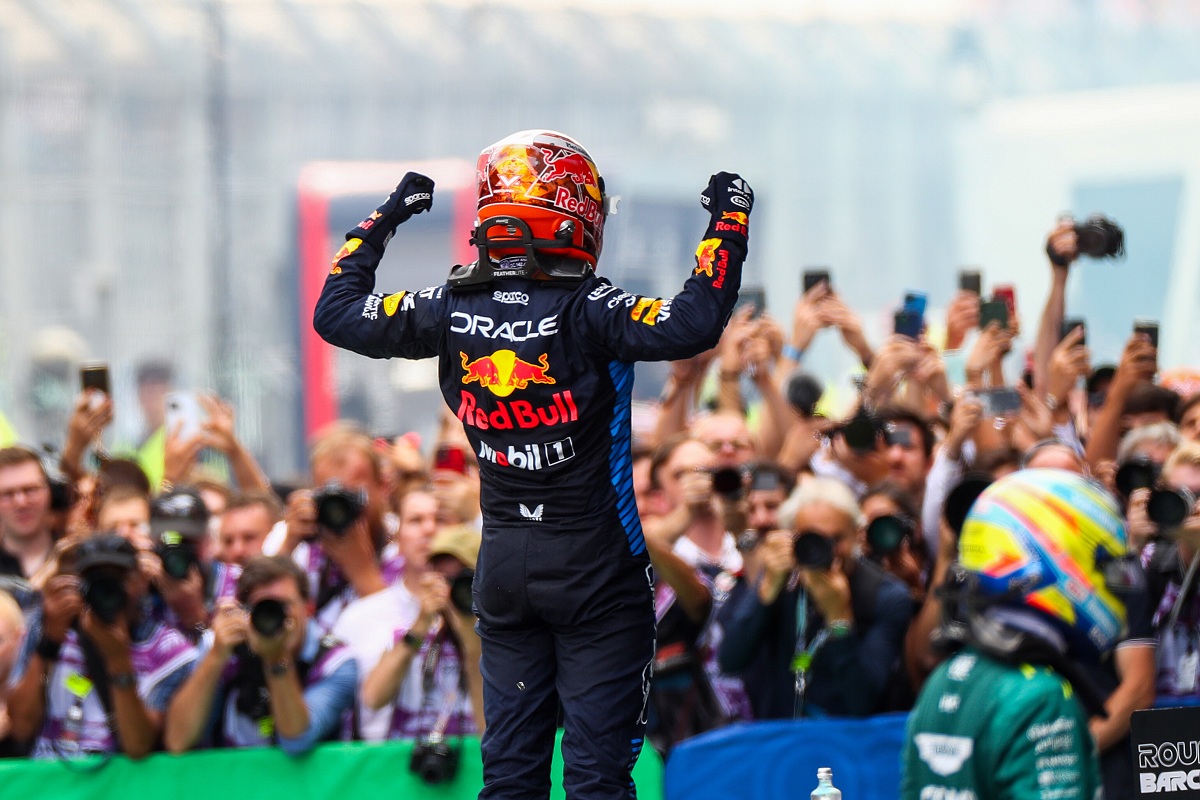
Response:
[72,627,121,749]
[412,626,468,743]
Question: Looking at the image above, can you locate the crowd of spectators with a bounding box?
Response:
[0,216,1194,797]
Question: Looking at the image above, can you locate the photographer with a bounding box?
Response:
[263,427,397,630]
[645,435,752,723]
[1141,442,1200,702]
[718,478,913,718]
[144,487,239,640]
[357,524,484,741]
[163,555,356,754]
[7,534,197,759]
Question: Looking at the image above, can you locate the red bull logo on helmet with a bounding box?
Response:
[461,350,556,398]
[539,147,599,189]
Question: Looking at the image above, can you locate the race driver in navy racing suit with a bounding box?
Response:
[314,129,753,800]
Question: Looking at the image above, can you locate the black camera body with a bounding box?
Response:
[81,571,128,625]
[866,514,914,557]
[313,483,365,536]
[840,407,884,454]
[155,537,199,581]
[1074,215,1124,260]
[793,531,834,570]
[449,569,475,615]
[249,598,288,637]
[708,466,746,500]
[410,735,460,785]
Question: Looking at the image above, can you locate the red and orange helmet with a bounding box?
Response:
[471,130,607,280]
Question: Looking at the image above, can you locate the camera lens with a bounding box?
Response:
[710,467,745,499]
[866,515,910,557]
[793,531,834,570]
[841,410,880,454]
[250,598,288,637]
[1116,458,1160,498]
[1148,487,1195,529]
[158,543,197,580]
[449,569,475,615]
[314,485,364,535]
[81,573,127,624]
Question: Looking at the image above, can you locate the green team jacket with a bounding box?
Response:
[901,648,1102,800]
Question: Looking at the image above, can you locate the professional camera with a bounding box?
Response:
[839,407,884,454]
[249,598,288,637]
[150,488,209,578]
[155,534,199,581]
[866,514,915,557]
[449,569,475,615]
[410,733,460,785]
[1148,485,1196,529]
[1115,456,1158,498]
[313,483,365,535]
[73,533,138,624]
[793,531,834,570]
[81,571,128,625]
[708,466,747,500]
[1074,215,1124,260]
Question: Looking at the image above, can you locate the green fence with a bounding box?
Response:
[0,735,664,800]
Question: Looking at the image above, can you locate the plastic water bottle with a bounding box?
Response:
[811,767,842,799]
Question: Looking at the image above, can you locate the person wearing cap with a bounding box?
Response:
[145,487,240,640]
[7,533,197,759]
[348,522,484,742]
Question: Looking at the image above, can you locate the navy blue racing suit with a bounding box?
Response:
[314,207,746,799]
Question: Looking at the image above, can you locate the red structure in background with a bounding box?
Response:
[296,160,476,438]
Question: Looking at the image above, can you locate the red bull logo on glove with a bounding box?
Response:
[461,350,556,398]
[716,211,749,236]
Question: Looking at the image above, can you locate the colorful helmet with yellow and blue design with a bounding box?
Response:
[958,468,1129,657]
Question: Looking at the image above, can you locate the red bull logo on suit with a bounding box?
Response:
[461,350,555,397]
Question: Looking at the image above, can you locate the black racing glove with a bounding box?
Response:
[699,171,753,244]
[346,172,435,250]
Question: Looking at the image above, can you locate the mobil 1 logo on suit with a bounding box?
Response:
[1132,706,1200,796]
[477,437,575,471]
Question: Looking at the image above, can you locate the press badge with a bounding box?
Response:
[1176,648,1198,694]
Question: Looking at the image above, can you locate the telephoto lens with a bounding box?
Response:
[250,598,288,637]
[1074,215,1124,259]
[793,532,834,570]
[1148,486,1196,529]
[866,515,913,557]
[449,569,475,615]
[81,573,128,625]
[313,483,365,535]
[155,535,199,581]
[1115,456,1159,498]
[709,467,746,500]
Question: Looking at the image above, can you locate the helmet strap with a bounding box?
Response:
[449,215,593,288]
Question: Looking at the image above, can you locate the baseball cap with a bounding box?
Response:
[429,525,481,570]
[150,487,210,540]
[73,533,138,574]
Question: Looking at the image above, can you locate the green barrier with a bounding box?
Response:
[0,734,663,800]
